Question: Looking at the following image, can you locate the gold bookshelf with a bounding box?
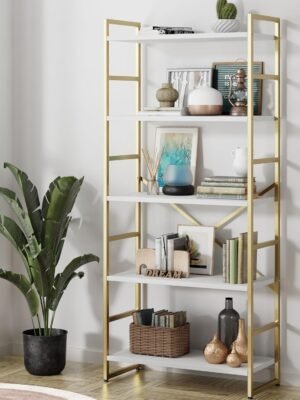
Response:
[103,14,281,399]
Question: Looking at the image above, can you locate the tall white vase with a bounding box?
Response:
[232,147,247,176]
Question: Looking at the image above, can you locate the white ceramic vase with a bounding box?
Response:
[232,147,247,176]
[212,19,240,33]
[187,85,223,115]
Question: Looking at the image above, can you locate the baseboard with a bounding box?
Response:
[11,342,102,364]
[0,343,12,357]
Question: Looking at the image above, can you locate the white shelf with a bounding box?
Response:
[107,192,272,207]
[108,32,273,44]
[107,270,274,291]
[108,349,274,376]
[107,115,275,123]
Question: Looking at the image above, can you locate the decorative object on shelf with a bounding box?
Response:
[233,318,248,363]
[226,342,242,367]
[142,147,162,195]
[212,0,240,32]
[178,225,215,275]
[155,127,198,188]
[167,68,213,109]
[218,297,240,349]
[212,61,263,115]
[156,83,179,107]
[136,248,156,274]
[232,147,247,176]
[203,334,228,364]
[187,84,223,115]
[228,68,247,116]
[163,164,194,196]
[163,185,194,196]
[130,322,190,357]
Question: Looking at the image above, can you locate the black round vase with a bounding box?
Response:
[23,328,67,376]
[218,298,240,350]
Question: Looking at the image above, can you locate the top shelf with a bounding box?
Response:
[108,32,274,44]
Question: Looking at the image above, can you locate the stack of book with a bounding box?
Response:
[137,106,183,116]
[133,309,187,328]
[223,232,258,284]
[155,233,187,271]
[139,25,195,35]
[197,176,257,200]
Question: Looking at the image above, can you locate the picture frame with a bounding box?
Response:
[167,68,213,109]
[212,61,264,115]
[177,225,215,275]
[155,127,198,188]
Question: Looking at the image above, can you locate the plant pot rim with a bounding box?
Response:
[23,328,68,337]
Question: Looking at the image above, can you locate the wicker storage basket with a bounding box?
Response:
[129,322,190,358]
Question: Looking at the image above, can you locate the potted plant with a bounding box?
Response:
[0,162,99,375]
[212,0,240,33]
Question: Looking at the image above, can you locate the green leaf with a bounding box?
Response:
[0,269,39,316]
[41,176,83,276]
[4,162,42,242]
[49,254,99,311]
[0,215,32,280]
[0,187,41,258]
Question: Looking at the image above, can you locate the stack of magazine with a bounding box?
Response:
[223,232,258,284]
[139,25,195,35]
[132,308,187,328]
[197,176,257,200]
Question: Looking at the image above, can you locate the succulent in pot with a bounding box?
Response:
[0,162,99,375]
[213,0,240,33]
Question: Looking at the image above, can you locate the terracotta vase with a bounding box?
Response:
[226,342,242,368]
[233,318,248,363]
[204,334,228,364]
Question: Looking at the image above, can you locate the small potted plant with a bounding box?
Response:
[0,162,99,375]
[212,0,240,33]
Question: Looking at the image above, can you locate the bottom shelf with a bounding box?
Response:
[108,349,274,377]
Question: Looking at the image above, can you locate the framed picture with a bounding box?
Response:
[178,225,215,275]
[167,68,212,109]
[155,127,198,188]
[212,61,264,115]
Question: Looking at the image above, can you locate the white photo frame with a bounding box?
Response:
[155,127,198,188]
[178,225,215,275]
[167,68,213,109]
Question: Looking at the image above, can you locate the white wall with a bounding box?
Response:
[7,0,300,387]
[0,0,13,356]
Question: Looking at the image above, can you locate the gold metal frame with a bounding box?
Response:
[103,14,281,398]
[103,19,141,382]
[247,13,281,399]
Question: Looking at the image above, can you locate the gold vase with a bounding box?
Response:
[204,334,228,364]
[233,318,248,363]
[226,342,242,368]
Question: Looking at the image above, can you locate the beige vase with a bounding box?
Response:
[233,318,248,363]
[156,83,179,107]
[226,342,242,368]
[204,334,228,364]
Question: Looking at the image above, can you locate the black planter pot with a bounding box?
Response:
[23,328,67,376]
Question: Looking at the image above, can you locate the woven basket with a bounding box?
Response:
[129,323,190,358]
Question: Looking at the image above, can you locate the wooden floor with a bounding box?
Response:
[0,356,299,400]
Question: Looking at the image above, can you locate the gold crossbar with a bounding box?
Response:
[251,13,280,23]
[253,157,279,165]
[215,207,246,230]
[109,75,140,82]
[109,154,139,161]
[253,321,279,336]
[106,19,141,28]
[108,364,140,379]
[253,73,279,81]
[253,378,279,395]
[109,309,135,322]
[258,183,275,197]
[255,239,278,250]
[109,232,139,241]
